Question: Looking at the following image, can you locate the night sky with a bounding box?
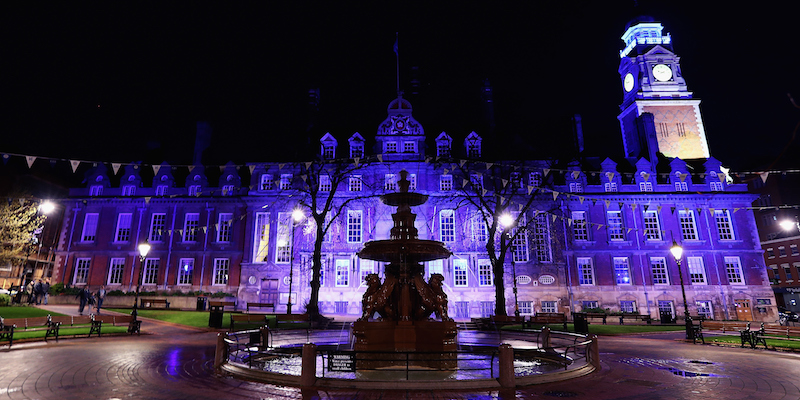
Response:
[3,1,799,174]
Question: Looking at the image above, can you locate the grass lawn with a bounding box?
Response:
[0,306,66,319]
[12,326,131,340]
[707,335,800,350]
[505,323,685,335]
[105,308,267,329]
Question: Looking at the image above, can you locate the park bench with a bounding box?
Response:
[739,323,768,349]
[698,320,750,333]
[276,313,310,329]
[246,302,275,313]
[209,300,238,312]
[618,314,652,325]
[760,324,800,341]
[140,298,170,309]
[230,314,269,332]
[489,315,525,329]
[525,313,568,331]
[583,312,608,324]
[0,314,112,346]
[0,317,15,347]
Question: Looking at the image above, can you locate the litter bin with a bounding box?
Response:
[196,296,207,311]
[573,312,589,334]
[660,311,673,324]
[208,305,223,328]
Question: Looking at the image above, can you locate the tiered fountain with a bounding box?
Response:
[353,170,457,369]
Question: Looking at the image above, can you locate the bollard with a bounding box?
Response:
[300,343,317,387]
[214,332,227,371]
[589,334,600,369]
[541,327,551,348]
[498,344,515,388]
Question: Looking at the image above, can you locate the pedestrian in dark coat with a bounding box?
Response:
[77,287,91,315]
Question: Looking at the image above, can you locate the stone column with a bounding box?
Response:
[300,343,317,387]
[214,332,227,371]
[589,334,600,369]
[541,327,551,348]
[498,344,515,388]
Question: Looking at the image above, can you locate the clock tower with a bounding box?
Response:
[617,17,710,161]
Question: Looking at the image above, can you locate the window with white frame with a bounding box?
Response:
[90,185,103,196]
[471,211,488,243]
[643,210,662,240]
[108,258,124,285]
[529,172,542,188]
[143,258,159,285]
[792,244,799,256]
[766,248,775,258]
[149,213,166,242]
[348,175,362,192]
[604,182,618,192]
[156,185,168,196]
[519,301,533,315]
[319,175,332,191]
[122,185,136,196]
[403,141,416,153]
[607,211,624,241]
[639,181,653,192]
[213,258,229,285]
[696,301,713,319]
[347,210,362,243]
[222,185,234,195]
[511,215,529,262]
[650,257,669,284]
[437,143,450,157]
[714,209,735,240]
[440,175,453,191]
[710,181,723,191]
[572,211,589,241]
[453,259,468,287]
[620,300,636,313]
[427,260,443,280]
[308,256,327,287]
[439,210,455,242]
[178,258,194,285]
[541,301,557,313]
[385,141,398,153]
[253,213,269,263]
[217,213,233,242]
[280,174,292,190]
[533,213,551,262]
[74,258,91,284]
[183,213,200,242]
[582,301,599,310]
[408,174,417,190]
[114,213,132,242]
[724,256,744,285]
[478,260,492,286]
[188,185,201,196]
[385,174,397,191]
[322,144,335,159]
[678,210,698,240]
[614,257,631,285]
[350,143,364,158]
[335,259,350,287]
[569,182,583,193]
[260,174,273,190]
[674,181,688,191]
[359,260,374,285]
[275,212,292,264]
[687,256,707,284]
[81,213,99,242]
[577,257,595,285]
[783,264,793,281]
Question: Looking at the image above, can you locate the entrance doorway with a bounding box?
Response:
[260,279,279,305]
[734,299,753,321]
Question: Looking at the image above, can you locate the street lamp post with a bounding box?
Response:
[132,242,151,322]
[286,209,305,315]
[670,240,694,340]
[499,213,520,317]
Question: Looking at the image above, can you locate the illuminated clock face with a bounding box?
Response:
[652,64,673,82]
[623,73,634,92]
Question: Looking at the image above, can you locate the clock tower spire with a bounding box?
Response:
[617,17,710,161]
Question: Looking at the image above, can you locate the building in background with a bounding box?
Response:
[50,19,777,322]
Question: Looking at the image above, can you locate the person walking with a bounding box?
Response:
[77,287,91,315]
[34,279,44,305]
[26,280,35,304]
[95,286,106,314]
[43,280,50,305]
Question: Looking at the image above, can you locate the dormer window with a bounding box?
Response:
[260,174,273,190]
[403,141,416,153]
[188,185,201,196]
[280,174,292,190]
[350,144,363,158]
[639,181,653,192]
[464,132,482,159]
[529,172,542,188]
[468,144,480,158]
[122,185,136,196]
[90,185,103,196]
[569,182,583,193]
[710,181,723,191]
[222,185,235,196]
[156,185,168,196]
[322,145,335,159]
[604,182,617,192]
[437,144,450,157]
[320,133,338,160]
[385,141,398,153]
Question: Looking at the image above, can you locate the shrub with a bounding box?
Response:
[210,291,232,298]
[0,294,10,307]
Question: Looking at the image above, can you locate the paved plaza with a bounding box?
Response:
[1,306,798,400]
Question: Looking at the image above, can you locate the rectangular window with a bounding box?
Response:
[452,301,469,318]
[519,301,533,315]
[710,181,724,191]
[335,259,350,287]
[471,211,488,243]
[582,301,598,310]
[359,260,374,284]
[783,264,793,281]
[350,144,364,158]
[437,144,450,158]
[347,210,363,243]
[658,301,674,319]
[470,174,483,191]
[577,257,595,285]
[319,175,331,191]
[607,211,624,241]
[714,209,735,240]
[253,213,269,263]
[114,213,132,242]
[188,185,201,196]
[511,215,529,262]
[439,210,455,242]
[639,181,653,192]
[427,260,443,280]
[604,182,617,192]
[149,213,166,242]
[687,256,707,284]
[791,244,798,256]
[533,213,551,262]
[510,172,522,190]
[217,213,233,242]
[280,174,292,190]
[322,145,335,159]
[529,172,542,188]
[385,141,397,153]
[260,174,273,190]
[480,301,494,318]
[90,185,103,196]
[778,246,787,257]
[122,185,136,196]
[408,174,417,191]
[620,301,636,313]
[674,181,688,192]
[541,301,557,313]
[614,257,631,285]
[696,301,713,319]
[334,301,348,314]
[276,212,292,264]
[81,213,99,242]
[143,258,159,285]
[478,260,492,287]
[678,210,698,240]
[385,174,397,191]
[222,185,234,196]
[156,185,168,196]
[178,258,194,285]
[724,256,744,285]
[767,248,775,258]
[213,258,229,285]
[183,213,200,242]
[572,211,589,241]
[348,175,362,192]
[440,175,453,191]
[74,258,91,284]
[403,141,416,153]
[569,182,583,193]
[468,144,480,158]
[453,259,468,287]
[650,257,669,285]
[643,210,662,240]
[108,258,125,285]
